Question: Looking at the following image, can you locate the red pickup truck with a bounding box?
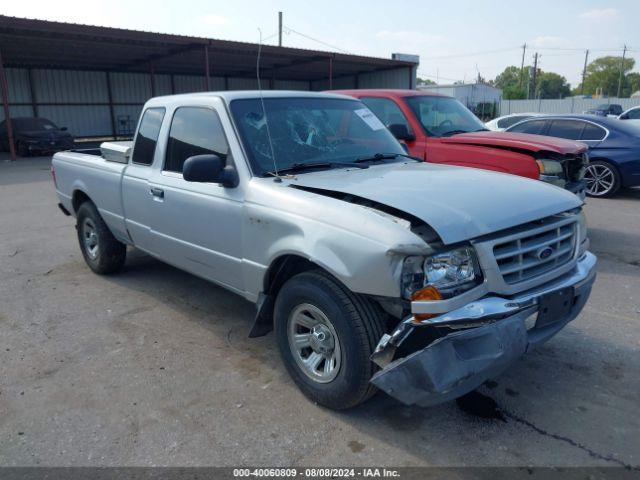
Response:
[333,89,588,198]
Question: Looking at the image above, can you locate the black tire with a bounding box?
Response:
[76,201,126,274]
[584,160,621,198]
[274,270,386,410]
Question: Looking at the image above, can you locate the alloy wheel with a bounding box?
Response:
[82,218,99,259]
[584,163,615,197]
[287,303,341,383]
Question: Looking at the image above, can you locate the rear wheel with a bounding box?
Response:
[274,270,386,410]
[76,201,126,274]
[584,160,620,197]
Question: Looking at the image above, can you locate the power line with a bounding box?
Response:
[422,46,521,60]
[282,25,351,54]
[417,71,460,82]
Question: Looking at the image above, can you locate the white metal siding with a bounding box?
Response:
[228,77,259,90]
[110,72,152,103]
[499,98,640,115]
[37,105,112,136]
[358,68,412,89]
[5,68,31,103]
[173,75,206,93]
[33,69,109,103]
[0,105,34,122]
[273,79,309,90]
[153,74,173,96]
[2,65,416,136]
[311,75,357,91]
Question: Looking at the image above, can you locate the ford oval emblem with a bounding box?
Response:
[536,246,554,260]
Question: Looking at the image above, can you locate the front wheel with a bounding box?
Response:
[584,160,621,197]
[274,270,386,410]
[76,201,126,274]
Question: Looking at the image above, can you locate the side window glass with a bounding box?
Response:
[499,116,526,129]
[131,108,165,165]
[508,120,547,134]
[361,97,411,131]
[164,107,229,173]
[628,109,640,119]
[547,120,584,140]
[581,123,606,141]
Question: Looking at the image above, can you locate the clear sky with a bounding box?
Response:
[2,0,638,87]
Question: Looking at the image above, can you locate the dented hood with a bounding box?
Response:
[440,131,588,155]
[289,162,582,245]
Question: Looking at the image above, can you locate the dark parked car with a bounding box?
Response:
[0,117,74,157]
[507,115,640,197]
[584,104,623,117]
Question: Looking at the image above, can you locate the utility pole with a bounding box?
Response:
[531,52,539,99]
[617,44,627,98]
[519,43,527,87]
[580,49,589,95]
[278,11,283,47]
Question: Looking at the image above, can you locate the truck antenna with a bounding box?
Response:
[256,28,280,181]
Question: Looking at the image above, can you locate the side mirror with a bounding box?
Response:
[619,114,628,120]
[60,126,68,131]
[388,123,415,142]
[183,154,238,187]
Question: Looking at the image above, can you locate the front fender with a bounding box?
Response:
[241,203,421,301]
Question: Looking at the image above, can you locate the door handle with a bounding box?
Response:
[150,187,164,199]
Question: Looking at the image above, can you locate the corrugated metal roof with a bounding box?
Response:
[0,15,416,81]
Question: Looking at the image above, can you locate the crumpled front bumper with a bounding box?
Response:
[370,252,597,407]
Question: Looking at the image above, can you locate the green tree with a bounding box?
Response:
[536,72,571,99]
[626,72,640,95]
[493,65,528,99]
[417,77,436,86]
[576,56,636,97]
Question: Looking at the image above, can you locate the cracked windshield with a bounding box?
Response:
[230,97,405,175]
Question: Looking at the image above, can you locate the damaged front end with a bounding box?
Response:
[370,251,597,407]
[536,152,589,199]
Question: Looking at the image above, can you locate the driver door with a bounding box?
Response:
[146,105,245,292]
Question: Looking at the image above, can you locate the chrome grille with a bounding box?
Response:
[493,220,577,285]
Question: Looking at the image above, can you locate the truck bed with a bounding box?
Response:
[52,145,131,244]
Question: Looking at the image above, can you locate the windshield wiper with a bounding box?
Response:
[440,128,489,137]
[354,152,422,163]
[268,161,369,176]
[440,129,470,137]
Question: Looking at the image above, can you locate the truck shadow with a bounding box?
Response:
[100,249,638,465]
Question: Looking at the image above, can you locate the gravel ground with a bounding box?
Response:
[0,155,638,468]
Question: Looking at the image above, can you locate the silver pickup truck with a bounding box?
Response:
[52,91,597,410]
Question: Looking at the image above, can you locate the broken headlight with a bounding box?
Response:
[401,246,482,300]
[536,159,566,188]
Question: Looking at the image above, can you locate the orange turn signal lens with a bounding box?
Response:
[411,285,442,302]
[411,286,442,323]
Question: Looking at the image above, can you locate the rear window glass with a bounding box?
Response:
[132,108,165,165]
[581,123,606,141]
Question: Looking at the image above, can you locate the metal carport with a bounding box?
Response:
[0,15,418,160]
